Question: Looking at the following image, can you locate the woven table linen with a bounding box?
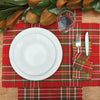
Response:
[2,9,100,100]
[2,10,100,88]
[18,87,82,100]
[72,41,93,79]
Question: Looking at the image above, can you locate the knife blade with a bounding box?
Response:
[85,32,89,56]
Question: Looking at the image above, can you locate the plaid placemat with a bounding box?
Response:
[2,10,100,87]
[72,41,93,79]
[18,87,82,100]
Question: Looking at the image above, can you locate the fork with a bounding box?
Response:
[76,33,81,53]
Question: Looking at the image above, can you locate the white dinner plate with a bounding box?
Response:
[9,28,62,80]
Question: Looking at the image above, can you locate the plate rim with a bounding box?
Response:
[9,27,63,81]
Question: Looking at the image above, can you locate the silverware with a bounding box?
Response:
[85,32,89,56]
[76,33,81,53]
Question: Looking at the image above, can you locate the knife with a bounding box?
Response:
[85,32,89,56]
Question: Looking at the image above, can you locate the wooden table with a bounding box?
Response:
[0,10,100,100]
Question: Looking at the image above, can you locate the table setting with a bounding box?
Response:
[0,0,100,99]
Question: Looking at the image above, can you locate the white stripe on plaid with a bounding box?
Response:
[18,87,82,100]
[2,10,100,88]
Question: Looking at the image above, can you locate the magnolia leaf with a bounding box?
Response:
[48,6,68,15]
[22,7,31,23]
[0,28,7,33]
[1,0,28,6]
[30,0,51,16]
[95,8,100,12]
[0,12,14,20]
[0,6,25,14]
[91,0,100,12]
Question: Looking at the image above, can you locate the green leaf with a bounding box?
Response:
[50,0,57,4]
[0,28,7,33]
[0,6,25,20]
[95,8,100,12]
[91,0,100,8]
[0,0,28,6]
[91,0,100,12]
[0,12,14,20]
[0,5,15,10]
[0,29,3,33]
[0,6,25,14]
[22,7,40,24]
[0,29,4,33]
[48,6,68,15]
[22,7,31,23]
[30,0,51,16]
[0,1,14,6]
[31,0,66,16]
[96,1,100,9]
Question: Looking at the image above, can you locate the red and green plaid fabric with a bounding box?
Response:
[18,87,82,100]
[2,10,100,88]
[72,41,93,79]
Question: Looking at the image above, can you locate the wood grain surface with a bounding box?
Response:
[83,87,100,100]
[0,10,100,100]
[82,10,100,23]
[0,34,18,100]
[82,10,100,100]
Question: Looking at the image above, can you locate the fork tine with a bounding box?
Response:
[79,34,81,42]
[76,33,79,42]
[76,33,81,53]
